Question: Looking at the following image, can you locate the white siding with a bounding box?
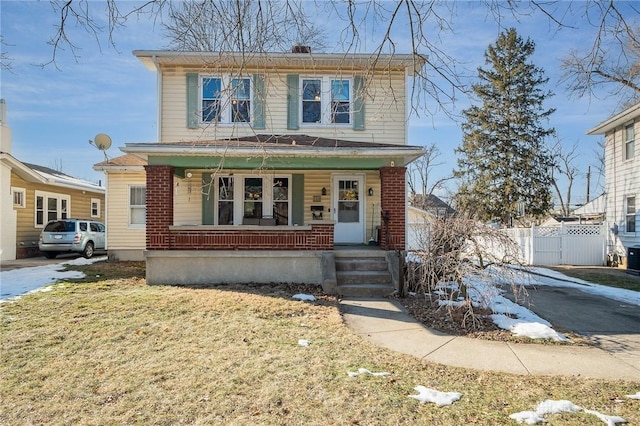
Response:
[159,67,407,145]
[604,119,640,256]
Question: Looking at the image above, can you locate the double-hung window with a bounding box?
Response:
[91,198,100,218]
[301,77,352,125]
[201,75,251,124]
[34,191,70,227]
[625,123,635,161]
[11,187,25,208]
[129,186,146,227]
[626,196,636,233]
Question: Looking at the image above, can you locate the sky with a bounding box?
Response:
[1,1,637,206]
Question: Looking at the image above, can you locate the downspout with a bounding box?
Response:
[152,54,162,142]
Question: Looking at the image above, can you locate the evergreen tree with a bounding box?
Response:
[455,28,555,226]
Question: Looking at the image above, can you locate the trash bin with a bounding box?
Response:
[627,246,640,272]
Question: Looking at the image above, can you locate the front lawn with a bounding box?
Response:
[1,261,637,425]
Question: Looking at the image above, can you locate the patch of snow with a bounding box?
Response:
[298,339,310,347]
[0,256,106,302]
[626,392,640,400]
[347,368,391,377]
[510,399,626,425]
[408,385,462,406]
[292,293,316,302]
[490,314,567,341]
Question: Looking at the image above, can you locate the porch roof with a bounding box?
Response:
[120,135,425,170]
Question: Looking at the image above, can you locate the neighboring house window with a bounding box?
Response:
[301,77,352,125]
[626,196,636,233]
[625,123,635,160]
[201,75,251,124]
[11,187,25,208]
[91,198,100,218]
[129,186,146,227]
[34,191,70,227]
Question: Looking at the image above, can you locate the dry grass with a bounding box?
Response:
[1,261,638,425]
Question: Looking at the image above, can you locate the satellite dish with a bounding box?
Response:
[93,133,112,151]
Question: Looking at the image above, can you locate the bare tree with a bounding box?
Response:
[407,143,452,197]
[6,1,636,115]
[560,2,640,105]
[405,213,527,330]
[550,141,580,217]
[163,0,327,53]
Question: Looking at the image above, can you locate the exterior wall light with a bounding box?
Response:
[368,188,374,196]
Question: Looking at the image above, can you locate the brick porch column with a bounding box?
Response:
[145,165,174,250]
[379,166,406,251]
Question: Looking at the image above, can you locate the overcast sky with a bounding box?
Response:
[1,1,636,206]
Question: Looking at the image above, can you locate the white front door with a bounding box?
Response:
[332,175,365,244]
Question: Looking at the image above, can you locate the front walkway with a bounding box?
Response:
[339,298,640,381]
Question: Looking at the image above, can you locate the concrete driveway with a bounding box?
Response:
[501,282,640,367]
[0,254,84,271]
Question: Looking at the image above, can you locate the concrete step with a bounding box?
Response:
[336,270,392,285]
[337,283,396,298]
[335,258,388,272]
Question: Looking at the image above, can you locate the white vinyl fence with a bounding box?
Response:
[500,223,607,266]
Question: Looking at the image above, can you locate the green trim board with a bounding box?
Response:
[149,155,401,170]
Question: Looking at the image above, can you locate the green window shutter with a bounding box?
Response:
[353,75,365,131]
[287,74,299,130]
[186,73,199,129]
[291,174,304,226]
[252,74,266,130]
[202,174,215,225]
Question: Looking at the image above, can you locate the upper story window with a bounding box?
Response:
[626,196,636,233]
[624,123,635,161]
[201,76,251,124]
[301,77,351,125]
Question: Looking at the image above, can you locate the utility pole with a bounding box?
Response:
[586,166,591,203]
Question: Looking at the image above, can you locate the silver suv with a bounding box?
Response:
[38,219,106,259]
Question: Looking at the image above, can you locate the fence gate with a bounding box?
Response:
[502,223,606,266]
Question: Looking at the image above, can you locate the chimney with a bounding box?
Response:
[292,45,311,54]
[0,99,11,153]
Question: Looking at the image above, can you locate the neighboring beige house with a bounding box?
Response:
[95,49,426,292]
[0,99,105,260]
[587,102,640,267]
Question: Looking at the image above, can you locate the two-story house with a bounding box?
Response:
[95,49,426,292]
[587,101,640,268]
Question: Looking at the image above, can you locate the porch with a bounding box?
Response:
[145,244,401,297]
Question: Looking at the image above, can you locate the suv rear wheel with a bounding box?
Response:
[82,242,94,259]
